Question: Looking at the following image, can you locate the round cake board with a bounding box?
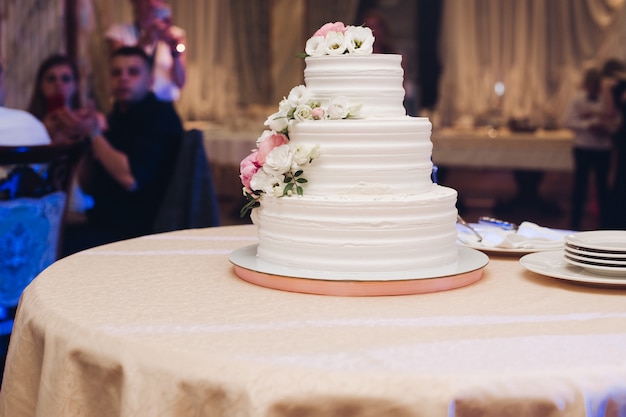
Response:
[229,245,487,296]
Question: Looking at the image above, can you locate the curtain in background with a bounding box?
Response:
[270,0,306,105]
[1,0,65,110]
[78,0,107,111]
[305,0,360,36]
[9,0,623,129]
[171,0,237,122]
[229,0,271,110]
[436,0,626,128]
[235,0,359,111]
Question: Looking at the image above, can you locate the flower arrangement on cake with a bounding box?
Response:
[239,84,360,216]
[303,22,375,57]
[238,21,375,217]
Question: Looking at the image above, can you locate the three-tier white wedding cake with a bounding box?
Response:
[239,22,459,277]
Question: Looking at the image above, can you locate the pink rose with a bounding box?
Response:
[313,22,346,37]
[311,107,325,120]
[240,151,260,189]
[257,132,289,165]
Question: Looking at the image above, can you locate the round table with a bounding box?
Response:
[1,225,626,417]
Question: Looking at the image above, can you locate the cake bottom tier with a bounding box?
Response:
[252,185,459,274]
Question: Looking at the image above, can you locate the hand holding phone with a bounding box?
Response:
[46,94,65,113]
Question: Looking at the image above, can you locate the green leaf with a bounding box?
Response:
[296,178,307,183]
[283,183,294,196]
[239,199,259,218]
[296,186,303,196]
[294,170,304,177]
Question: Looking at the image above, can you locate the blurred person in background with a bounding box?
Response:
[63,46,183,255]
[27,54,104,213]
[106,0,187,102]
[28,54,105,144]
[601,58,626,228]
[564,67,618,230]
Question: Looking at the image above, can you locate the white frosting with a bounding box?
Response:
[253,185,458,273]
[252,54,460,276]
[288,118,433,195]
[304,55,406,117]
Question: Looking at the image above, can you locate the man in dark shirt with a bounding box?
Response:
[64,46,183,255]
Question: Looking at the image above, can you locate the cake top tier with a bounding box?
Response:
[300,21,406,118]
[304,54,406,118]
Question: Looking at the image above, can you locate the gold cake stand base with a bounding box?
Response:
[229,245,488,296]
[233,265,484,296]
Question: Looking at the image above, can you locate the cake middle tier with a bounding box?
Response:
[288,117,434,195]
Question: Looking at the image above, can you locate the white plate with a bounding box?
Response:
[565,231,626,253]
[563,254,626,277]
[229,244,489,282]
[458,241,545,255]
[520,250,626,286]
[564,248,626,265]
[457,223,567,255]
[564,244,626,259]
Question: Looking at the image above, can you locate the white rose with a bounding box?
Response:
[308,144,321,160]
[250,169,282,194]
[348,103,363,118]
[264,111,289,133]
[291,144,320,169]
[293,104,313,122]
[291,145,311,167]
[305,36,326,57]
[327,96,350,119]
[263,144,293,174]
[287,85,312,107]
[324,31,348,55]
[272,183,286,197]
[278,98,292,114]
[345,26,374,55]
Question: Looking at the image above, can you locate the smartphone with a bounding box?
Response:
[154,5,171,21]
[46,94,65,113]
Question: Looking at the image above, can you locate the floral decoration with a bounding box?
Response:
[239,84,360,217]
[303,22,375,57]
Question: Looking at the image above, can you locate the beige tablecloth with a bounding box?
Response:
[432,128,574,171]
[1,225,626,417]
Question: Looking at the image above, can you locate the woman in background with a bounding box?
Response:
[28,54,104,213]
[27,54,103,143]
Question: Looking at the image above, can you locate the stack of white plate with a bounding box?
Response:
[564,231,626,277]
